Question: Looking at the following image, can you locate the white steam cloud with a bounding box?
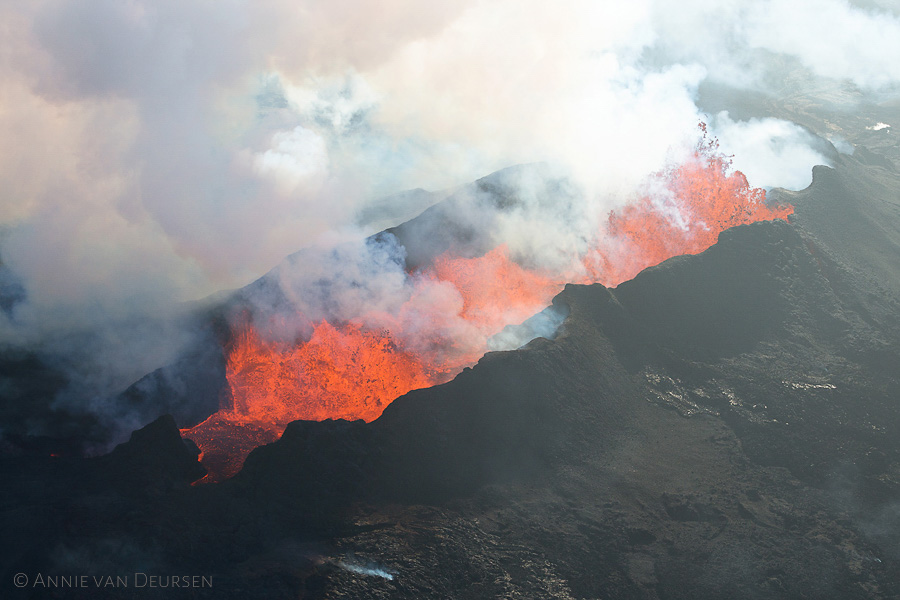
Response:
[1,0,898,407]
[711,113,834,191]
[334,557,397,581]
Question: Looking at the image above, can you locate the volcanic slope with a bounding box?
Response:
[222,149,900,599]
[3,148,900,599]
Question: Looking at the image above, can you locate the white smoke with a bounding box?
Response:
[334,557,396,581]
[709,113,833,190]
[1,0,898,413]
[249,126,329,194]
[743,0,900,90]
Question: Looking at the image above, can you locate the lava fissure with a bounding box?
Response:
[183,126,793,481]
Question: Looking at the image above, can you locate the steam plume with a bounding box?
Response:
[1,0,898,427]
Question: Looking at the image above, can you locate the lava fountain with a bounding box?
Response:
[183,126,792,481]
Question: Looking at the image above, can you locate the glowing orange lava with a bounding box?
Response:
[226,322,433,425]
[583,126,793,285]
[184,322,437,481]
[431,245,563,333]
[182,125,793,481]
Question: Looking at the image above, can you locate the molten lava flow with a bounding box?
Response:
[182,124,794,482]
[225,322,434,425]
[415,244,564,372]
[583,126,793,285]
[183,322,436,482]
[430,245,562,334]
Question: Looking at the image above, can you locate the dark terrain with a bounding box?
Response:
[3,114,900,598]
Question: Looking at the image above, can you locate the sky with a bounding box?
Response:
[2,0,900,401]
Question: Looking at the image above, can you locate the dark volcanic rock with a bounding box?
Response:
[0,416,207,599]
[3,149,900,599]
[113,330,228,430]
[384,162,577,270]
[97,415,208,493]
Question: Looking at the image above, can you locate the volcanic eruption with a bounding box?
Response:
[182,125,793,482]
[6,1,900,598]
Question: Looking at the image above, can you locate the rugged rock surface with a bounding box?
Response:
[3,146,900,598]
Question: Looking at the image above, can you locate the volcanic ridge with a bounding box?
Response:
[2,141,900,599]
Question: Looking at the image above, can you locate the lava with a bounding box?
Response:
[184,322,437,481]
[583,126,793,285]
[182,125,793,482]
[226,322,433,425]
[431,244,563,335]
